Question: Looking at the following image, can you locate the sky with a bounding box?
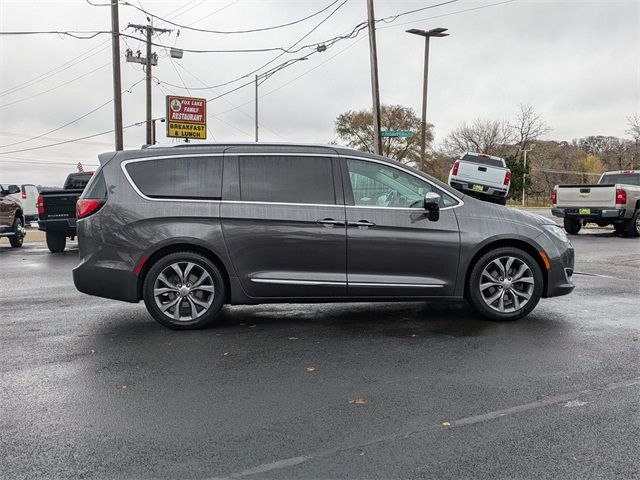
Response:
[0,0,638,186]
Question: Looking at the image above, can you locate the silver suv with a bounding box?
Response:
[73,143,574,329]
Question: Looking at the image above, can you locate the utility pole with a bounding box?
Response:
[126,23,171,145]
[406,28,449,171]
[520,144,535,206]
[366,0,382,156]
[254,74,259,142]
[110,0,123,150]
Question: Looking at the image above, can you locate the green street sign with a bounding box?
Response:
[380,130,413,138]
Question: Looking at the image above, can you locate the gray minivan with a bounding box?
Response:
[73,143,574,329]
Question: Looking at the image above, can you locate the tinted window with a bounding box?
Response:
[599,173,640,186]
[64,173,93,189]
[347,159,457,208]
[239,156,335,204]
[83,170,107,199]
[126,156,222,199]
[461,154,504,168]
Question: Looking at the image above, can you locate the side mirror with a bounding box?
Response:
[424,192,440,221]
[7,185,20,195]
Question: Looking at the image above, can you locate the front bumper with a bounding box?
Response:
[543,242,575,298]
[551,207,625,220]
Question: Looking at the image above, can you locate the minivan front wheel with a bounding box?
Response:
[143,252,226,329]
[467,247,544,321]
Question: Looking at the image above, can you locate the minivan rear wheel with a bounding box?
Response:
[143,251,226,330]
[467,247,544,321]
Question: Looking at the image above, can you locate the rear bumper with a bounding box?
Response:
[37,218,77,234]
[551,207,625,219]
[450,180,508,198]
[73,259,139,303]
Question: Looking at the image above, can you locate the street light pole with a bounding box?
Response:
[406,27,449,171]
[110,0,123,151]
[520,144,535,207]
[254,74,259,142]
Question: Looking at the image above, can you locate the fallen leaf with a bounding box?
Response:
[348,396,367,405]
[306,367,316,373]
[442,421,451,427]
[249,325,257,328]
[121,385,127,389]
[633,335,640,341]
[90,349,95,354]
[288,337,298,340]
[223,352,229,356]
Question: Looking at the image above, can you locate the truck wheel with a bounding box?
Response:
[623,210,640,238]
[496,197,507,206]
[9,217,24,248]
[467,247,544,321]
[143,251,226,330]
[563,218,581,235]
[46,231,66,253]
[613,223,625,234]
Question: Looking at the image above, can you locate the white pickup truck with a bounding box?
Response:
[448,152,511,205]
[552,170,640,237]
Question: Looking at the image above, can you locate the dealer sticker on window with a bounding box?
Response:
[472,184,484,192]
[579,208,591,215]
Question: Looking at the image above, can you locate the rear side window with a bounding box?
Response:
[125,156,222,199]
[599,173,640,186]
[64,173,93,189]
[238,155,335,204]
[83,170,107,199]
[461,154,504,168]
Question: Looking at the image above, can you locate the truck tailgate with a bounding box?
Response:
[457,161,506,187]
[556,185,616,208]
[40,190,82,221]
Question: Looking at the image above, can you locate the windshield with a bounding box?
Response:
[599,173,640,186]
[461,154,504,168]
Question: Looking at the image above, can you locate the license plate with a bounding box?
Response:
[472,184,484,192]
[578,208,591,215]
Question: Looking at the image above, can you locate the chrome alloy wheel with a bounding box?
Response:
[153,262,215,321]
[479,256,535,313]
[636,214,640,235]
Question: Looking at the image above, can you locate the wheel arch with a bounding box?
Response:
[463,238,549,298]
[137,242,232,302]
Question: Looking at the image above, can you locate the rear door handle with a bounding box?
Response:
[316,218,345,227]
[348,220,376,228]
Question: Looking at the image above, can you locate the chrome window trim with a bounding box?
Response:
[119,151,464,210]
[121,154,224,203]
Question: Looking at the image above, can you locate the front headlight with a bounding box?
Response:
[543,224,569,243]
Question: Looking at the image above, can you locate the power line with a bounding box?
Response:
[112,0,345,35]
[0,62,111,109]
[185,0,242,27]
[0,78,145,149]
[0,40,111,98]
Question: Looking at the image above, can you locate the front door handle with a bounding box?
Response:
[316,218,345,227]
[348,220,376,228]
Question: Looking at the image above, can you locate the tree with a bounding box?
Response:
[510,104,551,153]
[441,118,513,157]
[335,104,432,165]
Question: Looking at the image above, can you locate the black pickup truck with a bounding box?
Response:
[38,172,93,252]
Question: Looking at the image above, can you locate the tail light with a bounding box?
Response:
[21,186,26,199]
[615,188,626,205]
[451,161,460,176]
[504,170,511,185]
[37,195,45,216]
[551,188,557,206]
[76,199,105,219]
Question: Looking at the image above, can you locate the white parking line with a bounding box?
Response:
[207,377,640,479]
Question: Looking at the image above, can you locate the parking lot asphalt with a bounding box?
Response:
[1,224,638,479]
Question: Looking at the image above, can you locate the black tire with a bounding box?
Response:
[8,217,24,248]
[143,251,226,330]
[495,197,507,206]
[623,210,640,238]
[613,223,625,234]
[467,247,544,322]
[46,231,66,253]
[563,217,581,235]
